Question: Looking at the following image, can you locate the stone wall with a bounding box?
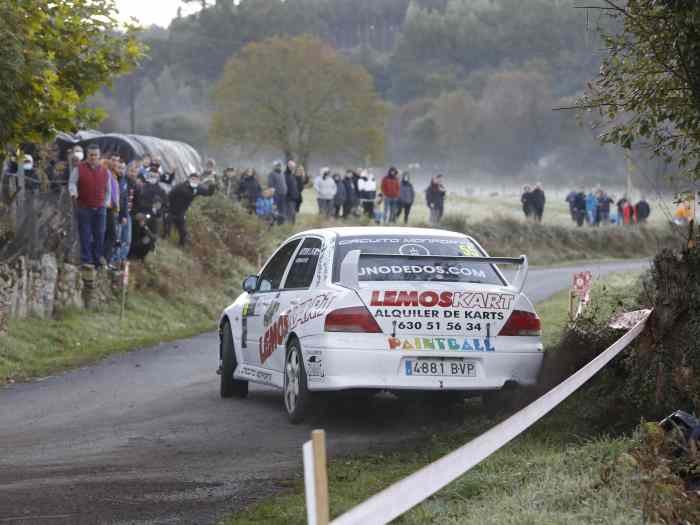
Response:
[0,255,117,334]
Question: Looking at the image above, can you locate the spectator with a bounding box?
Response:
[358,170,377,219]
[585,189,598,225]
[398,172,415,225]
[342,172,356,219]
[294,164,309,213]
[138,155,151,179]
[48,160,68,194]
[129,212,156,261]
[104,157,122,266]
[135,168,168,236]
[520,185,533,219]
[349,169,362,215]
[596,190,614,225]
[616,196,628,225]
[565,189,577,222]
[69,143,111,268]
[426,174,446,225]
[636,197,651,224]
[619,197,636,225]
[256,188,278,226]
[530,182,545,223]
[284,159,300,224]
[374,192,385,224]
[222,167,238,199]
[314,167,329,214]
[168,173,217,246]
[572,189,587,227]
[112,161,136,267]
[22,154,39,193]
[332,173,346,218]
[267,161,288,224]
[316,169,336,217]
[202,158,218,185]
[673,200,693,225]
[380,166,401,223]
[236,168,262,214]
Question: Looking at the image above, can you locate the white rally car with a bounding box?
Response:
[218,227,543,423]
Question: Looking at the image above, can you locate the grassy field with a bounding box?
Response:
[298,186,673,228]
[223,272,648,525]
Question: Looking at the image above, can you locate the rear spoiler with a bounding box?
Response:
[339,251,529,293]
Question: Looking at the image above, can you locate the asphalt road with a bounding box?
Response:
[0,259,650,525]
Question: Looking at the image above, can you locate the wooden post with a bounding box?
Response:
[311,429,330,525]
[568,289,576,320]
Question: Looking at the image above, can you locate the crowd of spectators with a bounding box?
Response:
[2,143,217,270]
[221,161,448,226]
[564,188,651,227]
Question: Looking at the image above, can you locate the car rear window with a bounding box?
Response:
[333,235,503,285]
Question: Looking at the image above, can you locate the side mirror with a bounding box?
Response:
[242,275,258,293]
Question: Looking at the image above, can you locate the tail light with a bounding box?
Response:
[498,310,541,336]
[324,306,382,333]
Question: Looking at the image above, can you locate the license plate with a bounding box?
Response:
[404,358,476,377]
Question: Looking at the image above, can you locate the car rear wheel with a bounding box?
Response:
[220,321,248,399]
[284,338,312,424]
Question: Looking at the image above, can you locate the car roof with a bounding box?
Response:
[293,226,470,240]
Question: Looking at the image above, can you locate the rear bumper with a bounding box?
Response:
[301,333,543,391]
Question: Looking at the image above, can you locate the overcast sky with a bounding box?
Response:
[115,0,200,28]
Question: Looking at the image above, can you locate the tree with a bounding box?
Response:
[210,35,386,165]
[578,0,700,180]
[0,0,143,149]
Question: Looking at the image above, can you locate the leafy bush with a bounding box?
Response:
[187,194,263,280]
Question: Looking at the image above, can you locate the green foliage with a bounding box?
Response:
[210,35,387,164]
[0,0,144,147]
[579,1,700,181]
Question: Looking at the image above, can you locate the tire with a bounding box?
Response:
[284,338,312,424]
[220,321,248,399]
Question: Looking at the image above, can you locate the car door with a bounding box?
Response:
[262,236,325,374]
[244,239,301,366]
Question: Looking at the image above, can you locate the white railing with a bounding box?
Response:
[303,309,652,525]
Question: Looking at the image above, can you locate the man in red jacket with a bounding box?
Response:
[68,144,112,268]
[380,166,401,223]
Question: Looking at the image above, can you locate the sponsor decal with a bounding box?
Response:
[241,316,247,348]
[305,350,325,382]
[359,264,487,279]
[370,290,515,310]
[239,366,273,383]
[259,293,337,364]
[388,337,495,352]
[263,301,280,327]
[399,243,430,256]
[459,244,481,257]
[372,308,504,320]
[339,237,476,248]
[299,247,322,257]
[242,296,260,317]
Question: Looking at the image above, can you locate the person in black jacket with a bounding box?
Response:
[284,160,300,224]
[521,185,533,219]
[572,190,587,227]
[530,182,546,223]
[129,213,157,261]
[635,198,651,223]
[426,174,446,225]
[236,168,262,214]
[168,173,217,246]
[134,171,168,236]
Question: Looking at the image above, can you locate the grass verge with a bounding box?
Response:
[223,271,648,525]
